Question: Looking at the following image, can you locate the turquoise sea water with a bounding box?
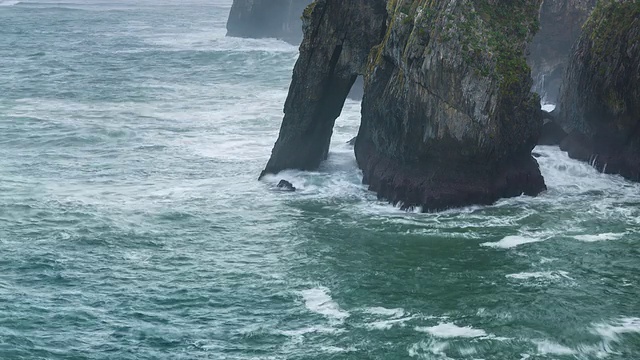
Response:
[1,1,639,359]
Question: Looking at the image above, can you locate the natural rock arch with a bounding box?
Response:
[259,0,388,177]
[260,0,550,211]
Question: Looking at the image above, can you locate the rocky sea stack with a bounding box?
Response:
[226,0,310,44]
[557,0,640,181]
[260,0,549,211]
[356,0,547,211]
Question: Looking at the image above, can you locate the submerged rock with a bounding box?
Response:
[226,0,310,44]
[261,0,548,211]
[277,179,296,191]
[528,0,597,103]
[557,1,640,181]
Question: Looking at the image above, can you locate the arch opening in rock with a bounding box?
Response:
[259,0,387,179]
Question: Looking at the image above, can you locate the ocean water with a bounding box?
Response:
[0,1,639,359]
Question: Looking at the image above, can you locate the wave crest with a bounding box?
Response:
[0,0,21,6]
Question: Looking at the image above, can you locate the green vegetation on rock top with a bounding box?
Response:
[587,0,640,58]
[473,0,541,97]
[379,0,541,99]
[582,0,640,114]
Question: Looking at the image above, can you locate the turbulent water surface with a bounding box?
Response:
[1,1,639,359]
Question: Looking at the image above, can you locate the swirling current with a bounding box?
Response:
[0,1,639,359]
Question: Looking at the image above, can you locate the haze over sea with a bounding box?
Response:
[0,0,639,359]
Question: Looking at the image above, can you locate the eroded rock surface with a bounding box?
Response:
[355,0,546,211]
[557,0,640,181]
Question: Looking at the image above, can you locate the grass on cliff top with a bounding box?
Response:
[373,0,541,99]
[473,0,540,97]
[302,1,317,20]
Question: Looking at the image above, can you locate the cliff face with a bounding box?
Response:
[528,0,596,103]
[226,0,310,44]
[259,0,388,176]
[355,0,546,210]
[557,0,640,181]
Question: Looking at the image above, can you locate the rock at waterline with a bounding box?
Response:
[276,180,296,192]
[538,118,568,145]
[557,0,640,181]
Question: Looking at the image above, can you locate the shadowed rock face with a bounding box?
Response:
[261,0,547,211]
[355,0,546,211]
[259,0,387,177]
[557,1,640,181]
[226,0,310,44]
[528,0,597,103]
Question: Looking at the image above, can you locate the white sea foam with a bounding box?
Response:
[320,345,357,353]
[300,287,350,322]
[529,339,612,359]
[506,270,573,281]
[458,346,477,356]
[535,146,638,195]
[541,103,556,112]
[0,0,20,6]
[278,326,344,337]
[591,317,640,342]
[523,319,640,359]
[408,339,449,358]
[535,340,576,356]
[574,232,626,242]
[359,307,415,330]
[272,98,640,242]
[480,235,544,249]
[415,323,487,338]
[539,257,558,264]
[365,316,416,330]
[144,30,299,53]
[362,306,405,317]
[254,109,370,203]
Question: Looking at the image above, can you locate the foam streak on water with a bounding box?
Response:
[0,1,639,359]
